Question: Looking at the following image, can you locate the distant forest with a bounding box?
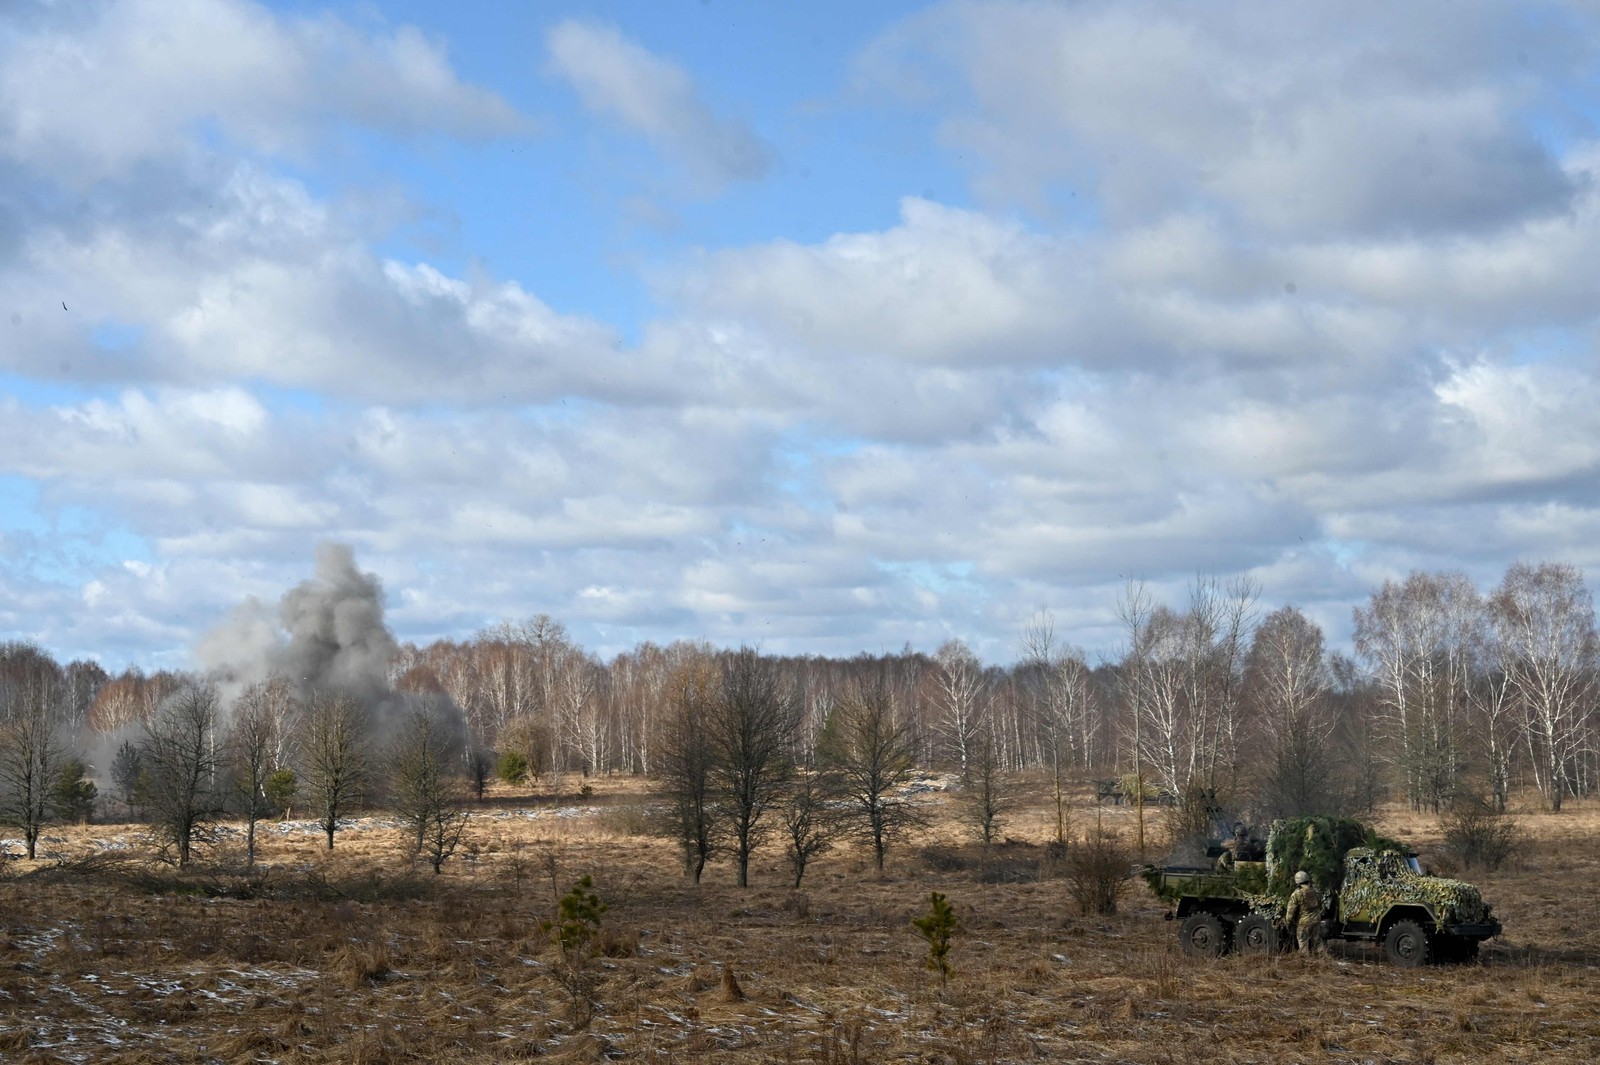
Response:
[0,560,1595,866]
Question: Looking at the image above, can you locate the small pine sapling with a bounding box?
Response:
[498,750,530,786]
[51,760,97,824]
[911,891,959,987]
[547,874,608,960]
[264,768,297,819]
[541,875,608,1026]
[110,740,144,816]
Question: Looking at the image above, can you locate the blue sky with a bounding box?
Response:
[3,0,1600,670]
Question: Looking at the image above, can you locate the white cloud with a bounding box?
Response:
[675,198,1074,367]
[1432,361,1600,490]
[0,0,524,180]
[0,387,290,481]
[667,182,1600,394]
[545,19,770,189]
[5,163,640,404]
[863,0,1587,235]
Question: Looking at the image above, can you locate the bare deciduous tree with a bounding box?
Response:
[228,680,290,868]
[142,683,222,867]
[89,669,182,733]
[1489,562,1596,812]
[820,672,921,874]
[609,641,673,774]
[1020,610,1096,846]
[1122,577,1258,808]
[557,652,607,776]
[656,648,720,883]
[1190,575,1259,785]
[476,622,544,742]
[1116,580,1157,857]
[959,728,1011,852]
[930,640,986,778]
[1466,624,1519,813]
[711,648,799,888]
[1245,605,1337,818]
[1354,572,1476,811]
[0,661,65,859]
[301,690,370,850]
[781,768,843,888]
[389,702,469,873]
[61,659,107,732]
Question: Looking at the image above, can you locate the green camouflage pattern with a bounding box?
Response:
[1146,817,1496,934]
[1284,883,1322,925]
[1243,891,1284,918]
[1231,861,1268,896]
[1337,848,1491,928]
[1263,816,1406,897]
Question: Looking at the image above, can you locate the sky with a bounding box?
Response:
[3,0,1600,671]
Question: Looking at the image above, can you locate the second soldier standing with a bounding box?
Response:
[1283,870,1323,954]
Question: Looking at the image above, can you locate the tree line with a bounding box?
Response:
[0,656,468,870]
[0,560,1596,876]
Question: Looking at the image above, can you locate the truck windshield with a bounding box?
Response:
[1406,857,1422,874]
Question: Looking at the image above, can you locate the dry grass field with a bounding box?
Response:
[0,777,1596,1064]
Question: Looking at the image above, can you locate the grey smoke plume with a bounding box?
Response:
[276,543,398,701]
[198,542,397,704]
[198,543,467,761]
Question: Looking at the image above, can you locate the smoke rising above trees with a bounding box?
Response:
[4,548,1600,875]
[198,542,400,706]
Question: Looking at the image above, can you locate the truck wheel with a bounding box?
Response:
[1383,919,1430,968]
[1235,913,1279,956]
[1179,912,1228,958]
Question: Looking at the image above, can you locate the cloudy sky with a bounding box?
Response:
[3,0,1599,670]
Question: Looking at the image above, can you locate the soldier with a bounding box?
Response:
[1283,870,1323,954]
[1215,823,1250,871]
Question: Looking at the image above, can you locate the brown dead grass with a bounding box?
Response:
[0,777,1596,1062]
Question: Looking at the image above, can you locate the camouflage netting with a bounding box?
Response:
[1232,862,1267,896]
[1337,849,1492,927]
[1264,817,1406,897]
[1243,891,1283,918]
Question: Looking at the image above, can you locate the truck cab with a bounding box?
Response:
[1333,847,1500,964]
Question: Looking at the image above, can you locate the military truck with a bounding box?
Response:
[1143,816,1501,967]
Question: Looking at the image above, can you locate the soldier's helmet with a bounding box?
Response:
[1233,822,1248,838]
[1294,870,1310,884]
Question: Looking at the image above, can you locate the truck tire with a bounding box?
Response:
[1383,919,1430,968]
[1179,912,1228,957]
[1235,913,1280,956]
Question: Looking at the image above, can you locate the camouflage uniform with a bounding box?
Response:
[1283,882,1323,954]
[1215,827,1250,872]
